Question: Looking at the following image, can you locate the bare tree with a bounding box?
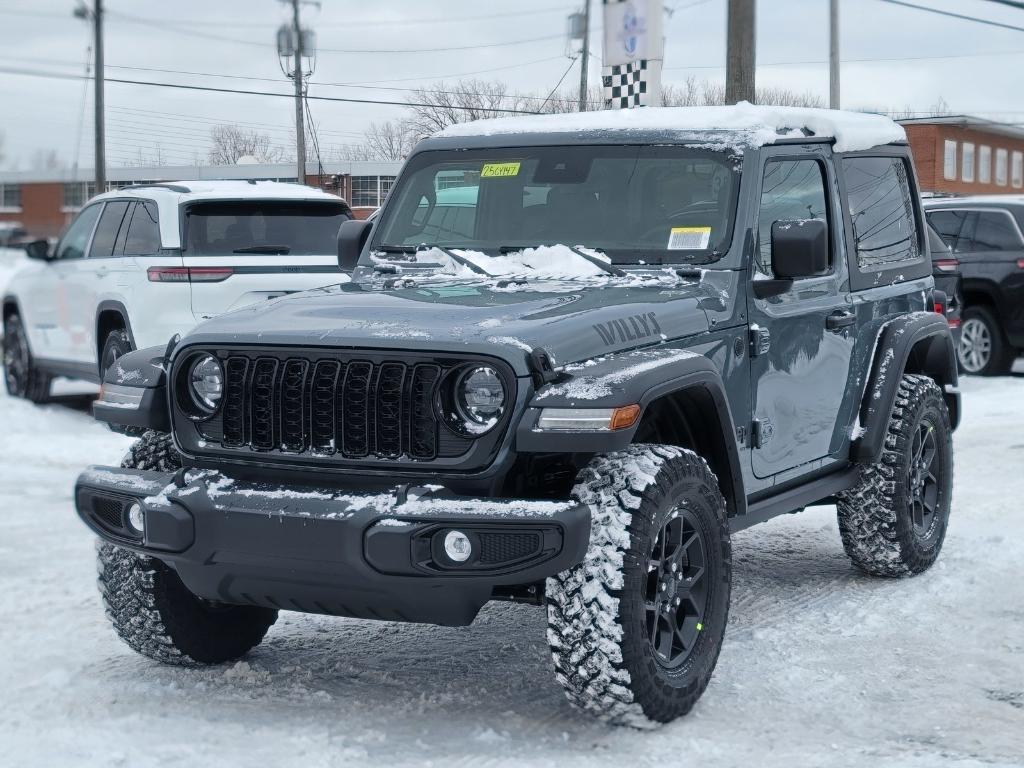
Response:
[402,80,532,140]
[208,124,284,165]
[29,148,62,171]
[660,77,823,108]
[362,120,418,161]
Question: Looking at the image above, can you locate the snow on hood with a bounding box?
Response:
[373,244,610,280]
[436,102,906,154]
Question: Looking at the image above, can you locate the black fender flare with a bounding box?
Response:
[93,344,170,432]
[517,348,746,517]
[854,312,960,464]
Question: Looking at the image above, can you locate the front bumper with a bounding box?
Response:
[75,466,589,626]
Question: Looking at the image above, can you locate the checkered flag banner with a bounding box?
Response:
[603,60,649,109]
[602,0,664,109]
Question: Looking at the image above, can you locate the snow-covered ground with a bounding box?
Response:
[1,368,1022,767]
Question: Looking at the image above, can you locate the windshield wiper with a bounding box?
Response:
[374,244,490,275]
[498,244,625,277]
[233,245,291,254]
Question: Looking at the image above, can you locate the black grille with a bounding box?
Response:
[212,354,447,461]
[92,497,124,531]
[478,532,542,565]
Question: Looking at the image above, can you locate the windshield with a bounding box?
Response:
[184,201,349,256]
[372,146,740,265]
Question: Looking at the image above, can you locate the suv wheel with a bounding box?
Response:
[3,313,52,403]
[959,306,1013,375]
[546,445,731,726]
[97,432,278,665]
[99,328,132,379]
[837,374,953,576]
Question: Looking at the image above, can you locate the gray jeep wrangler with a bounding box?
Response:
[76,106,959,726]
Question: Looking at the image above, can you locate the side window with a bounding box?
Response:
[842,156,921,271]
[55,203,102,260]
[88,201,130,258]
[123,201,161,255]
[756,159,829,276]
[925,209,969,251]
[971,211,1023,251]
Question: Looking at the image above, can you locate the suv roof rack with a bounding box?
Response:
[119,183,192,194]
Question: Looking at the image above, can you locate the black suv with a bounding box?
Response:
[925,197,1024,375]
[74,107,959,727]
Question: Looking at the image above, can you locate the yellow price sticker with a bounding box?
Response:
[481,162,521,178]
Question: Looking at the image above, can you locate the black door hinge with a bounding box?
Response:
[752,419,774,449]
[749,325,771,357]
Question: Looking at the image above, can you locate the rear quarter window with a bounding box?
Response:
[841,154,928,290]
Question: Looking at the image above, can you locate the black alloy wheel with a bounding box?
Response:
[645,507,710,670]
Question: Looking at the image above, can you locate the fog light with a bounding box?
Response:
[127,502,144,534]
[444,530,472,563]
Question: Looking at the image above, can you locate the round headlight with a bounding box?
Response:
[455,366,505,432]
[188,354,223,412]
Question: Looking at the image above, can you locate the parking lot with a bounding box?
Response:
[2,355,1022,767]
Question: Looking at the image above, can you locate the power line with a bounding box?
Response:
[877,0,1024,33]
[0,65,542,114]
[974,0,1024,10]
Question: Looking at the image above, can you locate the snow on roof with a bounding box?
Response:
[436,102,906,153]
[93,179,341,204]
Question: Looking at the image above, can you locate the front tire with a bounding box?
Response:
[97,432,277,665]
[546,445,731,726]
[3,313,52,403]
[99,328,132,379]
[837,374,953,577]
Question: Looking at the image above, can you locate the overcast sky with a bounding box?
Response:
[1,0,1023,170]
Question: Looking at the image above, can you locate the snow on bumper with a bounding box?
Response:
[74,466,590,626]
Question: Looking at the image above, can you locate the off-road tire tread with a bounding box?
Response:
[837,374,953,577]
[97,432,277,666]
[546,444,731,727]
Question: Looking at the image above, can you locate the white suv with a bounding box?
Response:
[3,180,352,402]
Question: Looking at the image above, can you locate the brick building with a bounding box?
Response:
[899,116,1024,196]
[0,160,402,239]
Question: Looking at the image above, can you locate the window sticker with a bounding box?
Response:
[667,226,712,250]
[480,162,521,178]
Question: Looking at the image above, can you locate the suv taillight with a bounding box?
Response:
[148,267,233,283]
[933,258,959,273]
[1017,258,1024,270]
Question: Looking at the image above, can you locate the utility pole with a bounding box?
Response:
[578,0,591,112]
[829,0,840,109]
[75,0,105,190]
[725,0,756,104]
[291,0,305,183]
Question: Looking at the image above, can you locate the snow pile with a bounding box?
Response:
[536,349,699,402]
[436,102,906,154]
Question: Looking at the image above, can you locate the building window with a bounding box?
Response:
[1013,151,1023,189]
[350,175,393,208]
[961,142,975,182]
[979,145,992,184]
[63,181,97,209]
[0,183,21,209]
[943,140,957,181]
[996,148,1008,186]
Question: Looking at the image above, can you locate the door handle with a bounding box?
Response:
[95,267,109,278]
[826,310,856,331]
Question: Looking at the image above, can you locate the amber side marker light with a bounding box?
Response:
[536,404,641,432]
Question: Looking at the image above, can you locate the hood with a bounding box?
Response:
[179,270,734,377]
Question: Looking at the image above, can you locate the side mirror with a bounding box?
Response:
[337,218,373,272]
[770,218,829,279]
[24,239,52,261]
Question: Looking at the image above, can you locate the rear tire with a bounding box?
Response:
[958,306,1013,375]
[836,374,953,577]
[546,445,731,726]
[97,432,277,665]
[99,328,132,379]
[3,313,51,403]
